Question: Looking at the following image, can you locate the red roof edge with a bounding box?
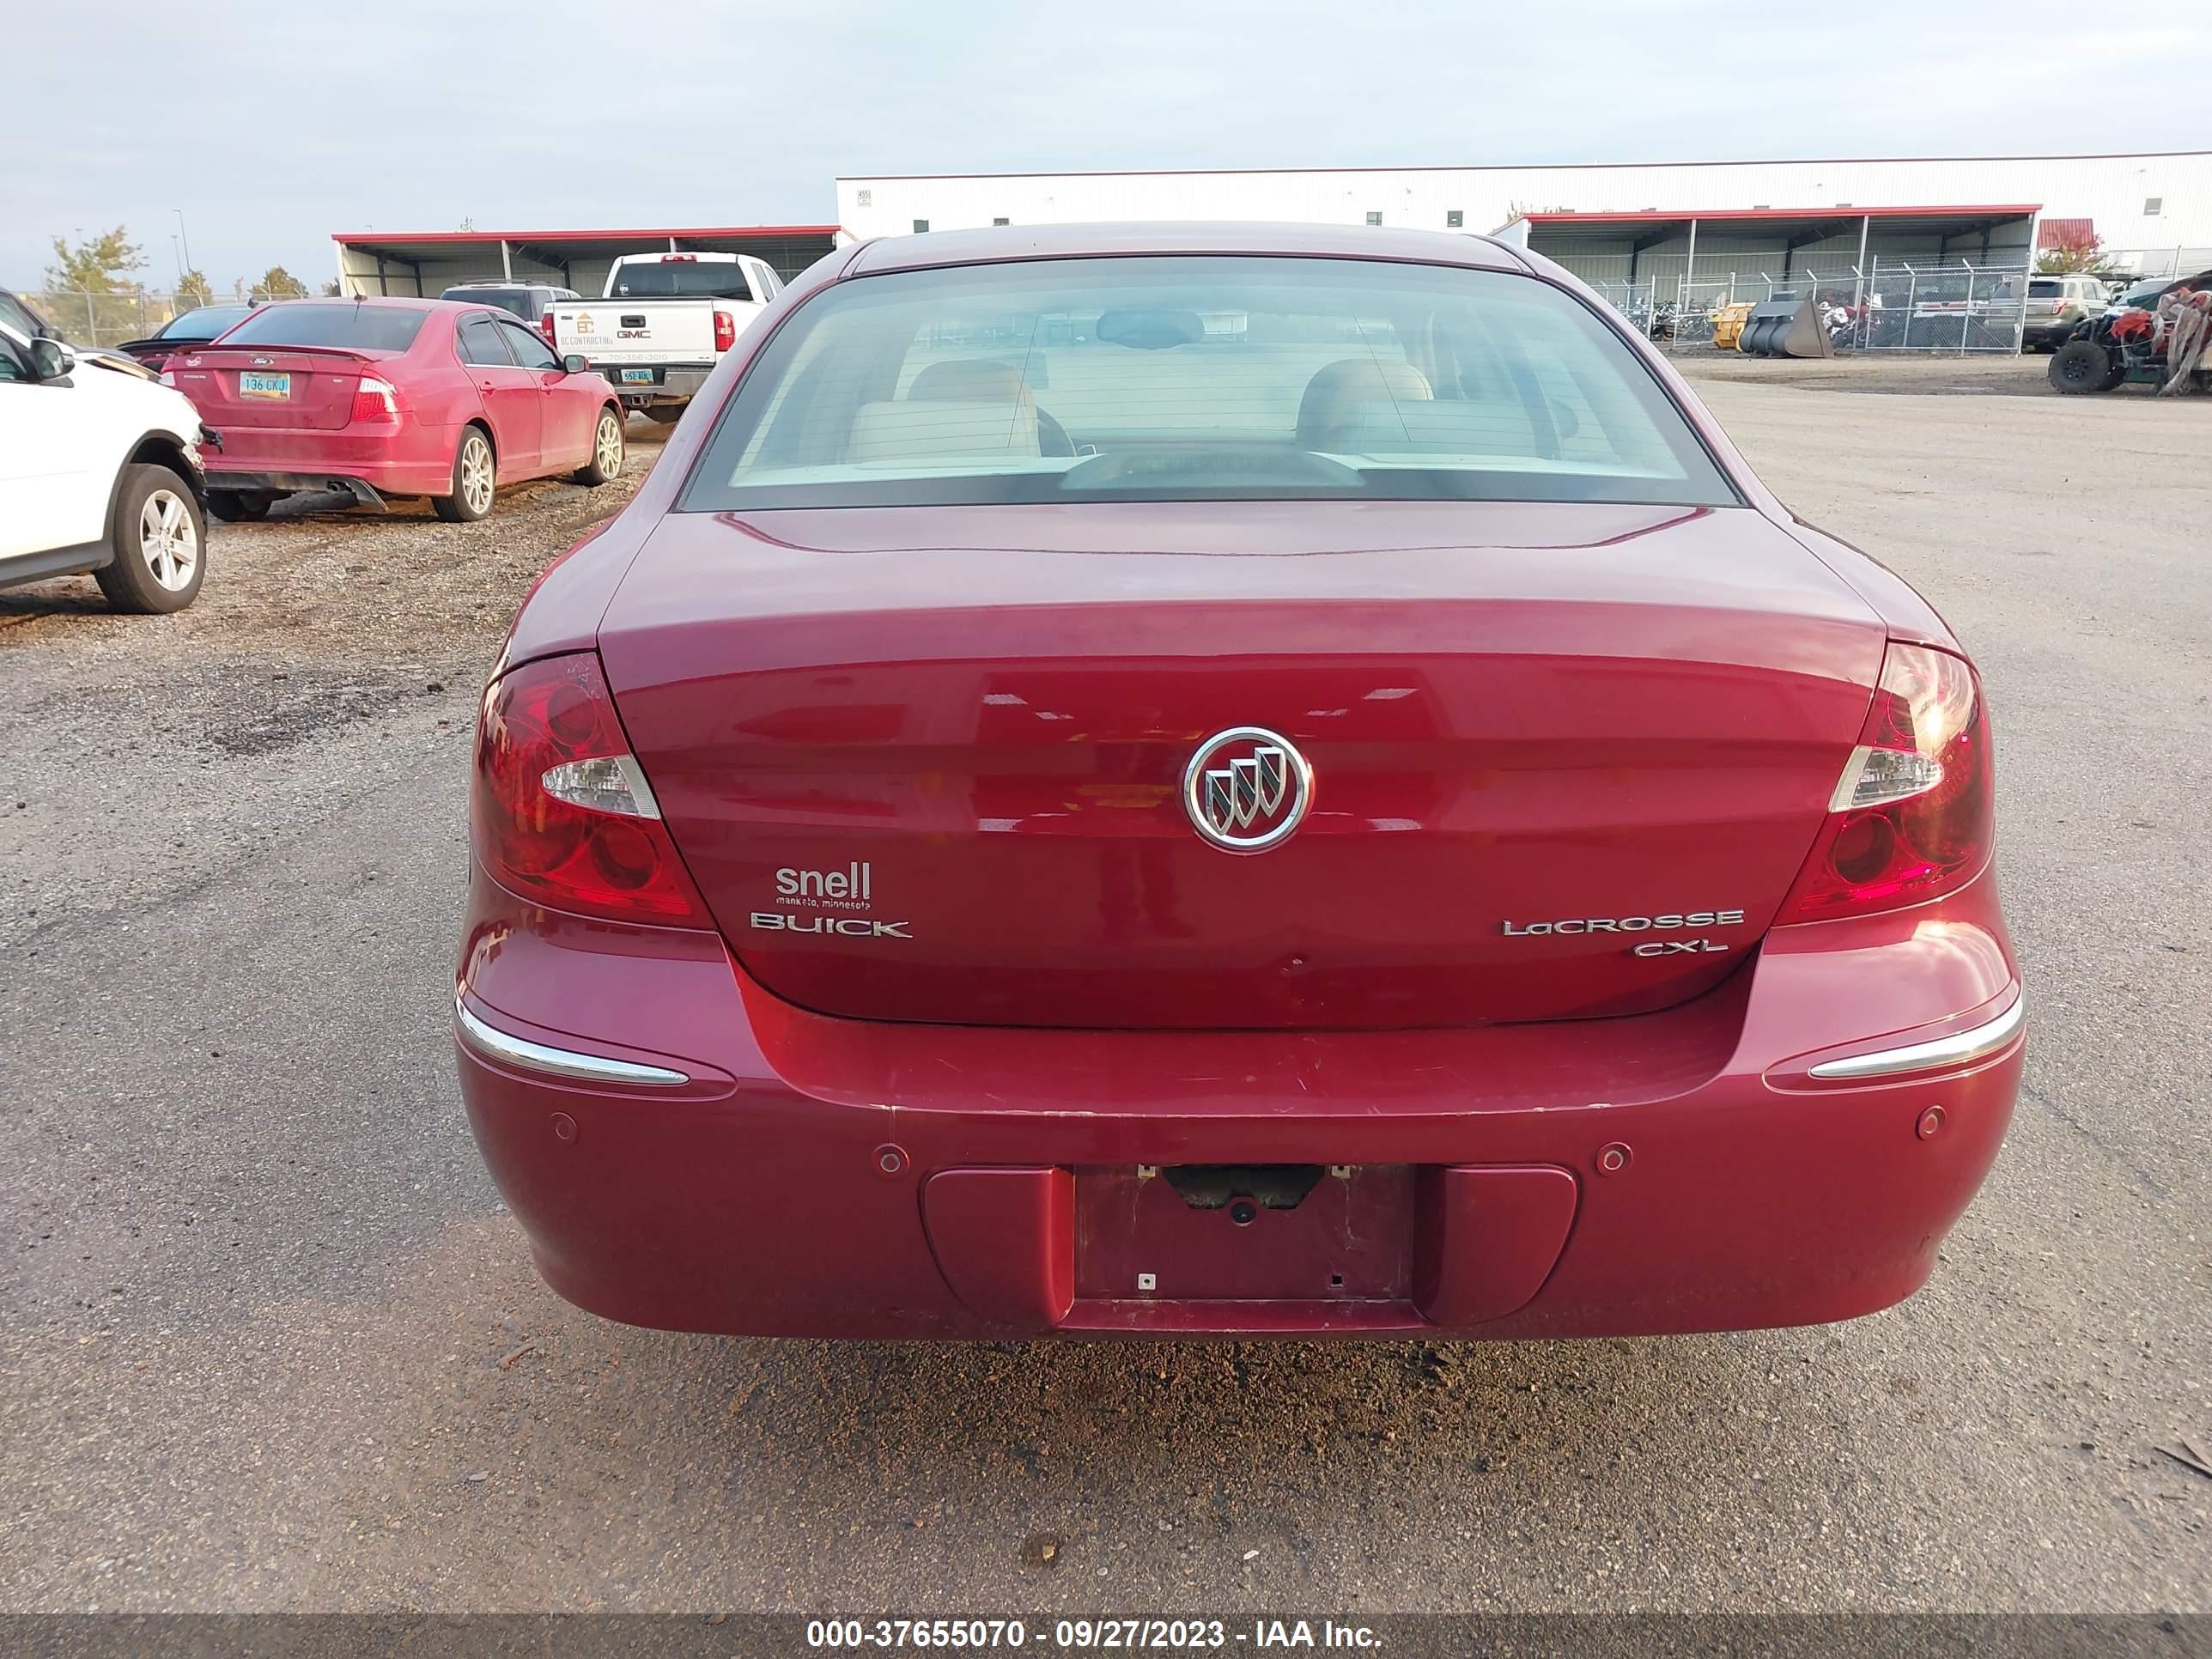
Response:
[331,225,843,245]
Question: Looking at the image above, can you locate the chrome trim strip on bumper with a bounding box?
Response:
[1808,994,2026,1080]
[454,999,690,1087]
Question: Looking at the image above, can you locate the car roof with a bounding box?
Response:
[843,221,1533,276]
[2124,269,2210,290]
[283,296,547,320]
[258,295,452,312]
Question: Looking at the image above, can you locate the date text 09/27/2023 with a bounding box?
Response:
[804,1617,1382,1650]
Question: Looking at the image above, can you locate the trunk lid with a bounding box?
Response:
[167,345,380,430]
[597,501,1886,1030]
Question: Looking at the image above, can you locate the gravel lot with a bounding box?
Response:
[1,378,2207,1614]
[1680,350,2122,398]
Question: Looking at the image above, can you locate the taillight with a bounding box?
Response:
[1776,642,1994,923]
[538,312,557,348]
[349,375,401,424]
[713,309,737,353]
[471,653,713,928]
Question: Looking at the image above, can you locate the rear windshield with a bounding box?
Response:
[219,303,428,352]
[681,255,1736,511]
[161,305,254,338]
[610,261,753,299]
[444,287,536,318]
[2028,279,2064,299]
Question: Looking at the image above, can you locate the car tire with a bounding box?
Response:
[206,489,275,522]
[433,426,496,522]
[573,406,625,486]
[94,465,206,614]
[2048,339,2114,395]
[643,407,683,425]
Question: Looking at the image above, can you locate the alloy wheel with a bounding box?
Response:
[139,489,199,592]
[461,436,495,515]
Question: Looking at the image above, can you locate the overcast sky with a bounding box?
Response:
[8,0,2207,292]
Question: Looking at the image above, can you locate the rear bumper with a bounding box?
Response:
[203,428,454,499]
[201,471,390,509]
[453,863,2023,1340]
[591,366,708,407]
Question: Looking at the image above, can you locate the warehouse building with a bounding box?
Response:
[836,152,2212,300]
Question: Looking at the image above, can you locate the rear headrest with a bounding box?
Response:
[1322,399,1545,458]
[847,399,1041,463]
[1296,358,1432,448]
[908,359,1035,403]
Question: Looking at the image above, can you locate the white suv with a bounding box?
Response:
[0,319,210,612]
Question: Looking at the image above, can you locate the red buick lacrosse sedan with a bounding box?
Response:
[453,223,2023,1340]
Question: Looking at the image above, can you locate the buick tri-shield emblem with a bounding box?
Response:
[1182,727,1314,853]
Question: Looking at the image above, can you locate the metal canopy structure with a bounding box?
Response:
[1506,204,2041,302]
[331,225,844,298]
[1516,204,2040,243]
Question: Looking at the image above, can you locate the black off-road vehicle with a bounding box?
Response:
[2047,268,2212,394]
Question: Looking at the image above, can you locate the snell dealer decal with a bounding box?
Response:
[751,862,912,939]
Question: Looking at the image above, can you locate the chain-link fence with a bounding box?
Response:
[1587,260,2033,355]
[1844,261,2027,353]
[2,283,309,349]
[1586,246,2212,356]
[2102,245,2212,281]
[1583,278,1668,343]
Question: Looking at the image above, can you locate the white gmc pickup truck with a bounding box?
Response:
[548,252,782,421]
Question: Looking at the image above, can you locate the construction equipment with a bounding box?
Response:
[1736,298,1833,359]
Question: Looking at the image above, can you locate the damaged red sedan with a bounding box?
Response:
[169,298,626,523]
[454,223,2023,1340]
